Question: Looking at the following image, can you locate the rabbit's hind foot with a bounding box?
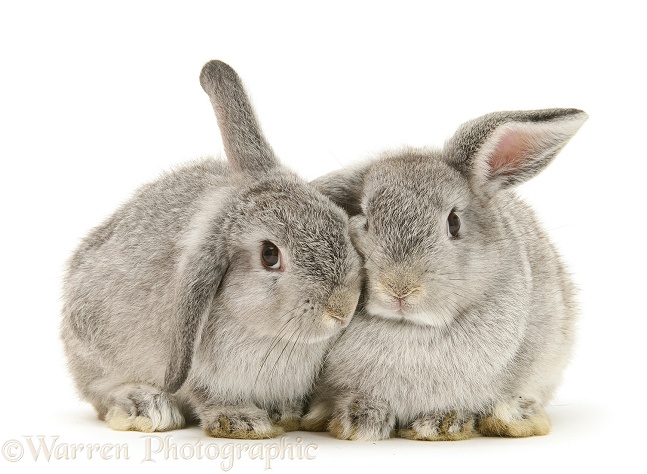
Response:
[478,397,550,437]
[104,383,185,433]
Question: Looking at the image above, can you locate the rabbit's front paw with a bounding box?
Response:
[301,399,332,432]
[399,411,474,441]
[269,405,302,432]
[105,383,185,433]
[200,405,282,439]
[478,397,550,437]
[329,395,395,441]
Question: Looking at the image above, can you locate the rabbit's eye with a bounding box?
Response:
[447,211,461,238]
[261,241,281,270]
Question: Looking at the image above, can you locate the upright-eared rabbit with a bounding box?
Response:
[61,60,361,439]
[302,108,587,440]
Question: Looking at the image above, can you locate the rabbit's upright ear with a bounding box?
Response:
[200,60,279,175]
[164,225,229,393]
[445,109,588,195]
[311,164,370,216]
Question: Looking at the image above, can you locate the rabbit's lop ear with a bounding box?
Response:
[311,164,369,216]
[446,109,588,195]
[200,60,279,175]
[164,225,229,393]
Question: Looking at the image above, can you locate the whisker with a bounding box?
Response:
[284,324,309,376]
[267,325,302,377]
[255,303,307,382]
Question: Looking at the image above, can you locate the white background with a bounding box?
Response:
[1,1,644,472]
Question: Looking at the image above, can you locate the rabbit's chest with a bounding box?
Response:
[330,314,520,415]
[195,331,330,404]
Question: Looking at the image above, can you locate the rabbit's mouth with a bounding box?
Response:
[365,296,416,320]
[365,283,423,317]
[365,294,456,328]
[321,310,352,330]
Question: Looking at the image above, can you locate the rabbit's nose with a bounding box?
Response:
[380,281,424,315]
[382,282,420,301]
[394,288,416,299]
[324,287,360,323]
[323,308,347,322]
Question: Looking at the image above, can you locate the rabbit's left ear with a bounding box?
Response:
[310,163,370,217]
[200,60,280,176]
[164,224,229,393]
[445,109,588,195]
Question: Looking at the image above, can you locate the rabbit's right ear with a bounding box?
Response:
[311,164,370,216]
[164,226,229,393]
[200,60,279,176]
[445,108,588,196]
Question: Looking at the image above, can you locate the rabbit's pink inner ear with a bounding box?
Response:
[488,127,535,176]
[460,109,587,194]
[475,123,560,191]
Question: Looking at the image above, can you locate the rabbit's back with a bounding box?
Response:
[68,159,230,267]
[498,194,578,403]
[61,159,231,383]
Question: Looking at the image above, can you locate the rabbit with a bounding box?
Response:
[60,60,362,439]
[301,108,587,441]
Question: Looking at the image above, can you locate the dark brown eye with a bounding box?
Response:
[447,211,461,238]
[261,241,281,270]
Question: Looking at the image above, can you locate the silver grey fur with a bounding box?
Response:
[304,108,587,440]
[61,60,362,438]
